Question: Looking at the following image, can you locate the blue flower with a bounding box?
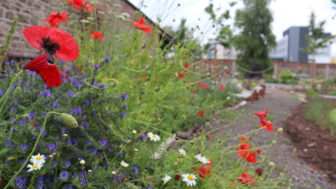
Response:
[133,166,139,175]
[64,160,71,168]
[60,171,69,180]
[46,143,58,151]
[84,98,91,105]
[14,177,27,189]
[21,144,28,151]
[39,89,51,97]
[93,81,99,87]
[104,56,111,62]
[28,112,38,119]
[121,93,129,100]
[20,118,26,126]
[99,140,108,147]
[5,140,11,147]
[120,113,127,119]
[67,90,74,97]
[51,102,60,108]
[71,107,82,115]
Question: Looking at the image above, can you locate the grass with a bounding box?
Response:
[305,97,336,132]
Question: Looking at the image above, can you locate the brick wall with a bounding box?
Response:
[0,0,156,59]
[198,59,336,79]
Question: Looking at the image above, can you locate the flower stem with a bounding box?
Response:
[0,70,23,113]
[4,111,61,189]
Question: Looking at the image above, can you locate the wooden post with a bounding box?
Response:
[273,62,278,79]
[325,64,330,80]
[232,60,236,78]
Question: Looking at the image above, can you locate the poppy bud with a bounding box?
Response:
[277,127,283,134]
[13,87,21,98]
[60,113,78,128]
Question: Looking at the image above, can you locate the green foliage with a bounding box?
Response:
[233,0,276,78]
[305,12,334,57]
[305,98,336,131]
[279,70,297,84]
[0,1,290,188]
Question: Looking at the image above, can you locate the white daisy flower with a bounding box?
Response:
[182,173,197,187]
[30,153,45,165]
[120,160,129,167]
[162,175,172,184]
[178,149,187,156]
[194,154,210,164]
[27,163,43,172]
[147,132,160,142]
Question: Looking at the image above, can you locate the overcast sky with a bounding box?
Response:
[129,0,336,55]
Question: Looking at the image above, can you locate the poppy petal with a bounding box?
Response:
[23,53,62,87]
[132,21,152,33]
[138,17,145,24]
[23,26,79,61]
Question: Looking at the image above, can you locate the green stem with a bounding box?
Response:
[4,111,61,189]
[0,16,18,72]
[0,70,23,113]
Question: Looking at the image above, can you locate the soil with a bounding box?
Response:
[284,103,336,184]
[208,85,336,189]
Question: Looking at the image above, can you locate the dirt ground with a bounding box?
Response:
[285,103,336,184]
[210,85,335,189]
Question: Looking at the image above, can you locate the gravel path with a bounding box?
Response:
[213,85,334,189]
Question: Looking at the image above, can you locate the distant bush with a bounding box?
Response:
[279,70,297,84]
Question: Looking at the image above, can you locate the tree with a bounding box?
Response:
[233,0,275,78]
[162,19,203,58]
[304,12,334,82]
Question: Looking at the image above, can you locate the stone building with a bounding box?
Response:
[0,0,170,59]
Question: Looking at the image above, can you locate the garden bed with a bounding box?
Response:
[284,101,336,183]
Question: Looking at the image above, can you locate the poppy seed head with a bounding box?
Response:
[41,37,60,55]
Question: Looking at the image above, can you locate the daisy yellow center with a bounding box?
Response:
[36,156,42,160]
[152,134,157,138]
[187,175,194,181]
[32,164,39,169]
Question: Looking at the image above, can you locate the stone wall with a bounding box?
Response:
[0,0,156,59]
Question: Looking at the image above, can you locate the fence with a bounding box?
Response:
[197,59,336,80]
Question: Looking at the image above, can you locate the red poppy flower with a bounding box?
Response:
[185,63,190,68]
[236,144,257,163]
[141,75,148,80]
[311,165,318,171]
[219,84,225,90]
[207,134,215,139]
[45,12,69,28]
[23,26,79,87]
[255,110,268,120]
[255,168,263,176]
[238,173,256,186]
[197,110,204,118]
[194,166,211,178]
[67,0,85,10]
[23,53,62,87]
[207,159,213,167]
[90,31,104,42]
[132,17,152,33]
[256,149,262,154]
[178,73,184,79]
[224,71,230,75]
[85,3,94,12]
[259,119,274,131]
[192,90,197,94]
[197,82,207,89]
